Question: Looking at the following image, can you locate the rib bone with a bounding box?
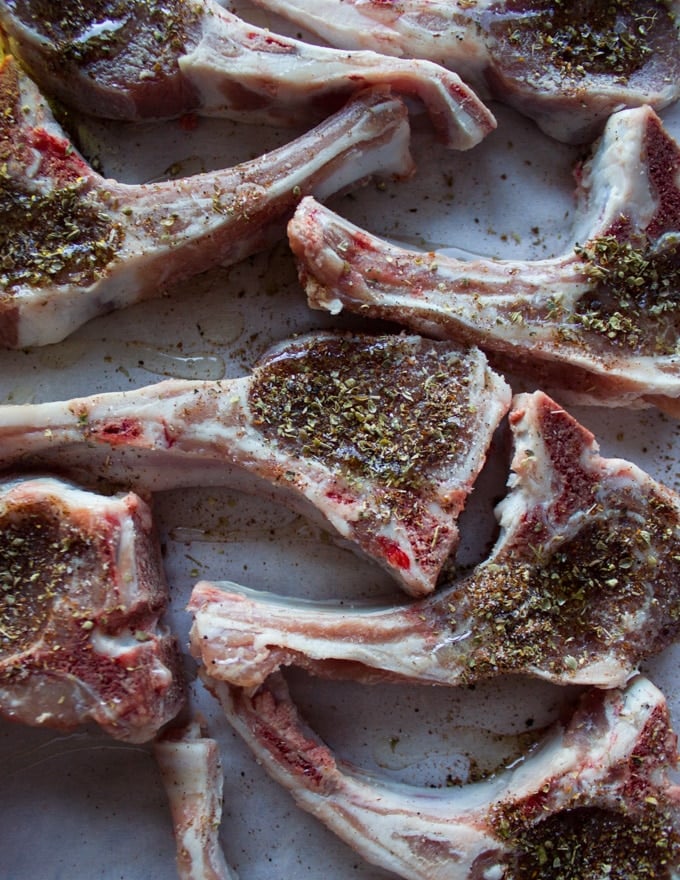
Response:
[246,0,680,143]
[290,104,680,413]
[189,390,680,690]
[205,671,680,880]
[0,56,414,348]
[0,333,510,596]
[0,0,495,148]
[154,721,236,880]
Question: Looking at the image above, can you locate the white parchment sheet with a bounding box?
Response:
[1,3,679,877]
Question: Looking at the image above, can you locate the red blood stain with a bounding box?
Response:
[325,489,351,504]
[376,536,411,570]
[96,418,143,445]
[29,128,89,182]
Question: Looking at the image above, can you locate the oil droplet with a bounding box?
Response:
[131,345,225,381]
[146,155,208,182]
[168,509,310,544]
[37,339,91,371]
[1,383,37,404]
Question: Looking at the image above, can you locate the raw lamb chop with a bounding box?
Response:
[290,103,680,413]
[0,474,184,742]
[189,390,680,690]
[0,0,495,149]
[247,0,680,143]
[0,333,511,596]
[154,721,235,880]
[205,671,680,880]
[0,56,415,349]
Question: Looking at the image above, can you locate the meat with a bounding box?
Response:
[0,0,495,150]
[0,56,415,349]
[154,721,235,880]
[290,103,680,414]
[189,390,680,690]
[204,671,680,880]
[0,333,510,596]
[246,0,680,143]
[0,474,184,742]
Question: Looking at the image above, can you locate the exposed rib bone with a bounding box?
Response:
[246,0,680,143]
[0,0,495,148]
[190,390,680,690]
[0,56,414,348]
[290,104,680,413]
[0,333,510,596]
[205,671,680,880]
[154,721,236,880]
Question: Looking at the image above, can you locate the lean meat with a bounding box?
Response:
[0,0,495,148]
[190,390,680,690]
[0,333,511,596]
[0,474,184,742]
[291,104,680,413]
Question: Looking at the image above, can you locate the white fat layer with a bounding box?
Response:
[154,727,236,880]
[296,106,680,401]
[193,601,436,679]
[12,83,414,347]
[179,8,491,149]
[211,674,666,880]
[244,0,487,71]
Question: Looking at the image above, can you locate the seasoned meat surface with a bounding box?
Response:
[0,475,184,742]
[291,104,680,412]
[0,333,511,596]
[190,390,680,690]
[247,0,680,142]
[0,0,495,147]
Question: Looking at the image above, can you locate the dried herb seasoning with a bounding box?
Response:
[496,805,679,880]
[0,179,123,290]
[500,0,674,80]
[4,0,202,76]
[0,502,99,655]
[455,492,680,678]
[570,230,680,353]
[249,336,476,490]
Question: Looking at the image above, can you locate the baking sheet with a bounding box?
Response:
[2,3,680,877]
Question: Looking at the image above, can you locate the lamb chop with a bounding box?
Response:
[0,56,416,349]
[246,0,680,143]
[205,671,680,880]
[0,474,185,742]
[0,333,511,596]
[154,721,236,880]
[0,0,496,149]
[290,103,680,414]
[189,389,680,691]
